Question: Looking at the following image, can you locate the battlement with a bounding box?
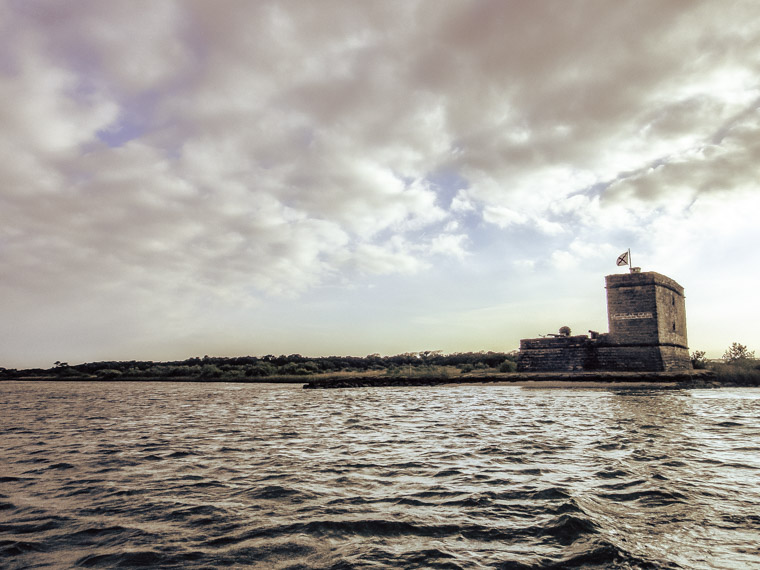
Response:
[605,271,684,294]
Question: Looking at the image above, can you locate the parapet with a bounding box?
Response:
[605,271,684,295]
[518,335,596,372]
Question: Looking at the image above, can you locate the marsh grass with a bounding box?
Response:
[708,360,760,386]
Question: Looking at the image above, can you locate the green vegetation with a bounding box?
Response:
[697,342,760,386]
[4,343,759,386]
[722,342,755,364]
[0,351,518,383]
[690,350,707,369]
[708,360,760,385]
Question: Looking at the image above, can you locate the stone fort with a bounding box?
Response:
[517,270,692,372]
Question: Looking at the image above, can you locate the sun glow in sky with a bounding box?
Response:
[2,1,760,368]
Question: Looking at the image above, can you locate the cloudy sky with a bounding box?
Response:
[2,0,759,368]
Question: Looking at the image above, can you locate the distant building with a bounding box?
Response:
[517,271,691,372]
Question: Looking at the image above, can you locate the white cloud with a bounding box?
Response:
[429,233,468,259]
[354,239,425,276]
[2,0,760,365]
[450,190,475,213]
[482,205,528,229]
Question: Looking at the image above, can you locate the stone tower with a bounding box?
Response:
[599,271,690,371]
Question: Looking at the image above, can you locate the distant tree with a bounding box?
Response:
[559,326,571,337]
[200,364,223,378]
[722,343,755,364]
[690,350,707,369]
[419,350,443,362]
[299,361,320,374]
[246,363,275,377]
[96,369,123,379]
[280,362,315,375]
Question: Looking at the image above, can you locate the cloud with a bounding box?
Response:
[1,0,760,365]
[429,233,468,260]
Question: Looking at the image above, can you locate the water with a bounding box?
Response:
[1,382,759,569]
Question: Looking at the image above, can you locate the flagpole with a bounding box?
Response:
[628,248,632,273]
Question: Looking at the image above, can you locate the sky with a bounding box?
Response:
[2,0,759,369]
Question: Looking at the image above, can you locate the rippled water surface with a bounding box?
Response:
[2,381,760,569]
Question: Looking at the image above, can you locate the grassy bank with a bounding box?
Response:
[4,354,759,387]
[0,360,512,383]
[705,361,760,386]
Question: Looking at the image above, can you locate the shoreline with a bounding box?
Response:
[0,369,730,389]
[303,370,718,389]
[460,380,680,389]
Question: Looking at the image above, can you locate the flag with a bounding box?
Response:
[616,251,629,266]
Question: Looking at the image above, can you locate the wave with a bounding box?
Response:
[598,478,647,490]
[167,450,197,458]
[0,476,30,484]
[537,514,598,545]
[526,541,669,570]
[77,550,171,567]
[2,382,759,569]
[0,539,48,557]
[597,489,687,505]
[201,511,604,549]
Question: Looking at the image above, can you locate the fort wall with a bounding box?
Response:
[518,336,593,372]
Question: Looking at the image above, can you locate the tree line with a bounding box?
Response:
[2,343,757,384]
[0,351,518,381]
